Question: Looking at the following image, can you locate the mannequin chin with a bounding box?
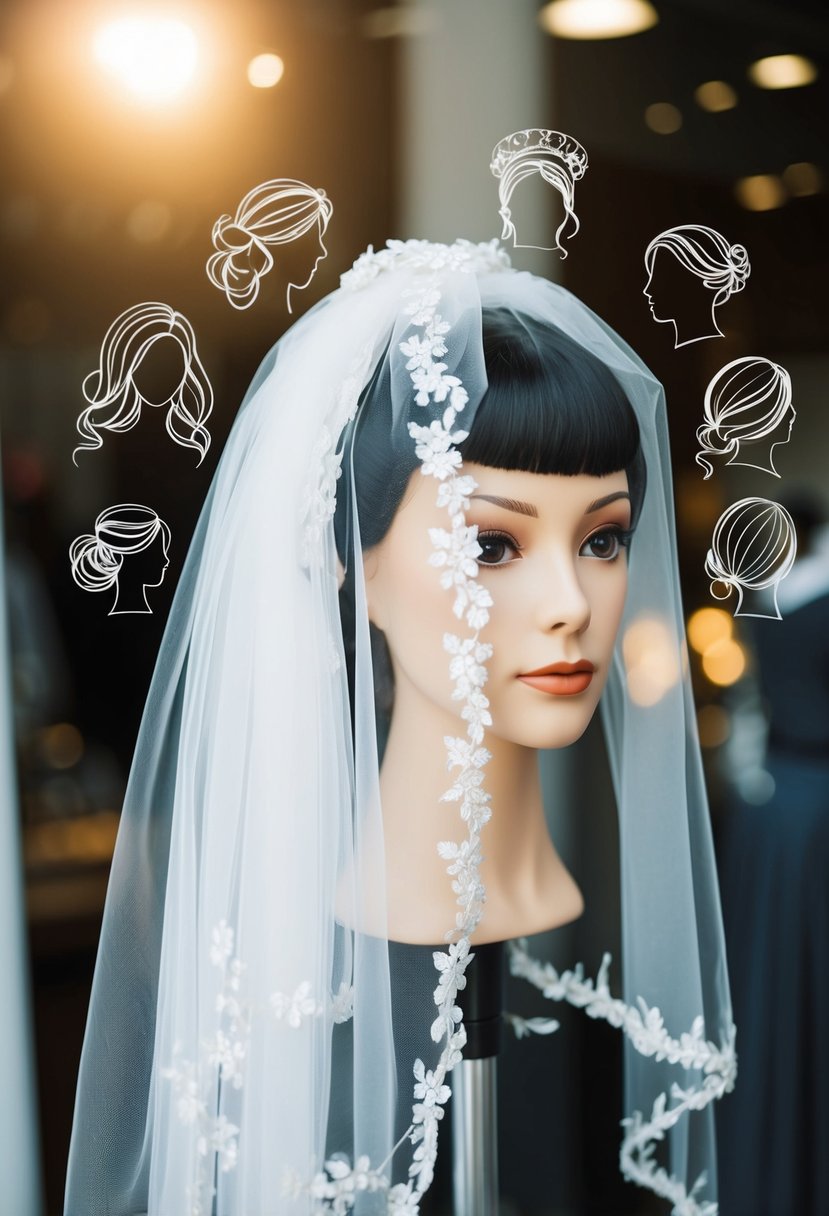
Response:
[365,461,632,944]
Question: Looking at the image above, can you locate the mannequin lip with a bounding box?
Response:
[517,661,596,696]
[520,660,595,676]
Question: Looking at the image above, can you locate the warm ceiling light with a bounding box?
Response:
[247,53,284,88]
[735,174,786,211]
[694,80,738,112]
[782,161,822,197]
[93,16,198,103]
[539,0,658,40]
[644,102,682,134]
[748,53,817,90]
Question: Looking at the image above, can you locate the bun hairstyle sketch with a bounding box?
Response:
[705,497,797,618]
[207,178,333,312]
[696,357,793,479]
[644,225,750,308]
[69,504,171,593]
[74,302,213,466]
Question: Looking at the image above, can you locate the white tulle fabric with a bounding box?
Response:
[64,240,734,1216]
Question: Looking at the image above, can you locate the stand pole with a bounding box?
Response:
[452,941,504,1216]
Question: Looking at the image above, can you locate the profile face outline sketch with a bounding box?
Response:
[643,224,750,347]
[696,356,795,479]
[705,497,796,619]
[74,302,213,466]
[206,178,334,313]
[490,128,588,257]
[69,504,171,615]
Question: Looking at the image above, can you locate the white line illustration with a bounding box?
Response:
[644,224,750,347]
[206,178,333,313]
[696,356,795,479]
[705,498,797,620]
[69,504,171,616]
[490,128,587,257]
[74,302,213,466]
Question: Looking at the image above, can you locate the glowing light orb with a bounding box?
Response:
[539,0,658,39]
[93,17,198,104]
[247,53,285,88]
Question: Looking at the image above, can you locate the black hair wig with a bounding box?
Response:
[334,306,645,564]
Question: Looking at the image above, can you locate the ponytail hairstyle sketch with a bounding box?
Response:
[696,357,793,479]
[705,497,797,618]
[69,503,171,593]
[207,178,333,312]
[644,224,750,309]
[74,303,213,466]
[490,129,588,257]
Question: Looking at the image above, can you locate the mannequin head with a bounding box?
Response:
[335,308,645,749]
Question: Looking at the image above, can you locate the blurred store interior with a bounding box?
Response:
[1,0,828,1212]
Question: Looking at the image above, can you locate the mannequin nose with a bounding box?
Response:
[536,556,591,635]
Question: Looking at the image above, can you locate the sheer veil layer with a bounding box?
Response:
[64,240,734,1216]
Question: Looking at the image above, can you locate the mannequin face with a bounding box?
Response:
[365,460,632,749]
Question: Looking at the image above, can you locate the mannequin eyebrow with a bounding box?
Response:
[585,491,631,513]
[469,494,538,517]
[468,490,630,517]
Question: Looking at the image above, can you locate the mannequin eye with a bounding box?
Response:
[476,530,522,567]
[580,527,632,561]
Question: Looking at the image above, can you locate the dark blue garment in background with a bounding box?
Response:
[717,592,829,1216]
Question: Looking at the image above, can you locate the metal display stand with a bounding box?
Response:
[452,941,505,1216]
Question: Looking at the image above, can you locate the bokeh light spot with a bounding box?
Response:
[735,174,786,211]
[644,102,682,134]
[748,54,817,90]
[247,53,284,88]
[694,80,738,112]
[687,606,732,654]
[782,162,822,198]
[701,638,746,686]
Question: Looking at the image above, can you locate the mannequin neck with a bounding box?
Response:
[379,667,584,944]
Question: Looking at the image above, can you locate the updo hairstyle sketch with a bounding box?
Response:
[696,356,795,479]
[705,497,797,619]
[207,177,333,312]
[74,302,213,466]
[490,128,588,257]
[644,224,750,347]
[69,504,171,616]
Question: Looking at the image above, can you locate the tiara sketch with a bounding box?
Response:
[705,497,796,620]
[490,128,588,257]
[74,302,213,466]
[644,224,750,348]
[207,178,333,313]
[69,504,171,616]
[696,357,795,479]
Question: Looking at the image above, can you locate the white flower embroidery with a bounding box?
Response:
[332,981,354,1024]
[209,919,234,967]
[412,1059,452,1108]
[387,1182,420,1215]
[197,1113,240,1173]
[270,980,322,1028]
[509,941,737,1216]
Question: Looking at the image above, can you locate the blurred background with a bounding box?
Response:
[1,1,828,1213]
